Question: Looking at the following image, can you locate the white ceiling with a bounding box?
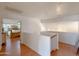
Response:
[0,2,79,22]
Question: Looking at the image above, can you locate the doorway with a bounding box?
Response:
[0,18,21,56]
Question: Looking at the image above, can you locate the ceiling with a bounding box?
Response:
[0,2,79,22]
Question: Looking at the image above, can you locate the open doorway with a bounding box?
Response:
[2,22,21,39]
[0,18,21,56]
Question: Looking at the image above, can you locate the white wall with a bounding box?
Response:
[21,18,45,55]
[3,18,20,24]
[59,32,79,46]
[39,35,50,56]
[43,21,79,32]
[21,18,41,34]
[43,21,79,46]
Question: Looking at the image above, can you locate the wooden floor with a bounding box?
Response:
[0,37,39,56]
[51,42,77,56]
[0,36,78,56]
[0,37,21,56]
[21,44,40,56]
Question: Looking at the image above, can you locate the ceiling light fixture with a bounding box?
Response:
[56,3,63,16]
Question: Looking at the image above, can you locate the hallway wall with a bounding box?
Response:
[21,18,43,55]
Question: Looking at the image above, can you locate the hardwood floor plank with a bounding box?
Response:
[51,42,77,56]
